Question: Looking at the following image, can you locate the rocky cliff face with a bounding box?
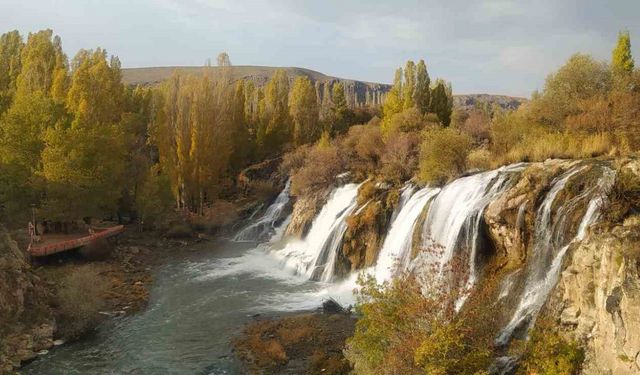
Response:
[0,226,54,373]
[284,190,329,238]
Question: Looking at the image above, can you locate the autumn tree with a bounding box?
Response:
[414,59,431,114]
[402,60,416,109]
[42,48,127,220]
[612,30,634,75]
[257,69,291,156]
[331,82,350,134]
[0,30,23,114]
[289,76,319,145]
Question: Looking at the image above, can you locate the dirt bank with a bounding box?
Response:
[233,308,356,375]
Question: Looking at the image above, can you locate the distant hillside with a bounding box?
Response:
[122,65,390,107]
[121,66,526,111]
[453,93,527,112]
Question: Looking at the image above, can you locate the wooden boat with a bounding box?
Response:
[28,225,125,257]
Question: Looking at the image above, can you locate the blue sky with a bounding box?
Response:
[2,0,639,97]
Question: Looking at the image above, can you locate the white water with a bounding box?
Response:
[233,179,291,242]
[374,186,440,282]
[497,166,615,344]
[272,183,360,282]
[419,165,523,284]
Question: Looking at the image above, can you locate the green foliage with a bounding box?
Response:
[517,319,585,375]
[403,60,416,109]
[528,53,611,125]
[289,76,320,145]
[414,59,430,114]
[331,82,350,134]
[0,30,23,114]
[612,30,634,74]
[345,269,494,375]
[430,80,453,126]
[258,69,291,156]
[419,127,472,185]
[136,165,173,229]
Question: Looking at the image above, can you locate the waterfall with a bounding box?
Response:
[272,183,360,282]
[233,179,291,242]
[374,186,440,283]
[496,165,615,344]
[418,165,524,284]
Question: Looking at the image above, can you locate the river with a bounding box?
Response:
[23,240,348,375]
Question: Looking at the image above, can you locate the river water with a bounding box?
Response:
[23,240,347,375]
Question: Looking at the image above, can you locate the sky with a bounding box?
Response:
[1,0,639,97]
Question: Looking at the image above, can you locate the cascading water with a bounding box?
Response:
[233,179,292,242]
[417,165,524,285]
[496,165,615,344]
[374,186,440,283]
[272,183,360,282]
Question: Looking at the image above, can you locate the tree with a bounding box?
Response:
[402,60,416,109]
[419,127,472,185]
[381,68,404,135]
[217,52,231,67]
[258,69,291,156]
[430,80,453,126]
[612,30,634,75]
[41,48,127,220]
[529,53,610,125]
[331,82,350,134]
[414,59,430,114]
[289,76,319,145]
[15,29,67,99]
[0,30,24,114]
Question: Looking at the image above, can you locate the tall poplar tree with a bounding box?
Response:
[258,69,291,156]
[414,59,431,114]
[289,76,319,145]
[0,30,23,114]
[403,60,416,109]
[612,30,634,75]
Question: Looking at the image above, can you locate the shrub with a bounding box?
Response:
[382,107,433,137]
[166,222,192,238]
[380,131,421,183]
[418,127,473,185]
[340,125,384,180]
[344,257,495,375]
[517,318,585,375]
[461,109,491,144]
[466,148,492,171]
[280,144,311,175]
[290,141,344,196]
[55,264,107,340]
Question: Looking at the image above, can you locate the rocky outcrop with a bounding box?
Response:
[0,226,54,373]
[551,217,640,374]
[335,182,398,277]
[285,189,329,238]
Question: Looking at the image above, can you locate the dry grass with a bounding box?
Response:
[54,264,108,340]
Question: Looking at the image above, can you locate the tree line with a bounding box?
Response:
[0,29,377,226]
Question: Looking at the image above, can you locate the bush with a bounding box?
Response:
[382,107,434,137]
[466,148,492,171]
[55,264,107,340]
[517,318,584,375]
[166,222,193,238]
[380,131,421,183]
[345,257,495,375]
[290,141,344,196]
[460,109,491,144]
[418,127,473,185]
[339,125,384,180]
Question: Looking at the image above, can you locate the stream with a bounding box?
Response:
[23,240,347,375]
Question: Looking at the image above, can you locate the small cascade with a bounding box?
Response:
[273,183,360,282]
[374,186,440,282]
[418,165,523,283]
[233,179,291,242]
[497,165,615,344]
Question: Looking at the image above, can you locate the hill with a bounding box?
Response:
[121,66,526,110]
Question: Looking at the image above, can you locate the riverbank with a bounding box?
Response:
[0,226,207,373]
[233,307,356,374]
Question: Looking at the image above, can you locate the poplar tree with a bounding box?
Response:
[0,30,23,114]
[430,80,453,127]
[414,59,431,114]
[403,60,416,109]
[612,30,634,74]
[331,82,349,134]
[381,68,404,135]
[289,76,319,145]
[258,69,291,155]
